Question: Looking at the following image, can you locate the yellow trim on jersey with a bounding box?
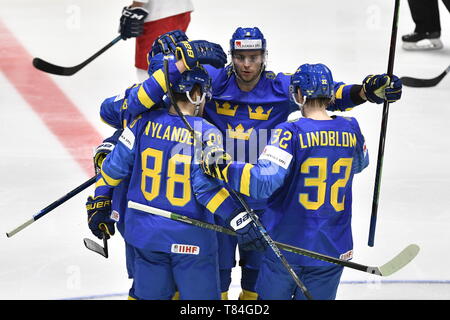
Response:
[95,177,107,188]
[240,164,254,196]
[137,85,155,109]
[101,169,122,187]
[221,163,231,183]
[221,291,229,300]
[206,188,230,213]
[239,289,258,300]
[128,295,137,300]
[335,84,345,100]
[152,69,167,92]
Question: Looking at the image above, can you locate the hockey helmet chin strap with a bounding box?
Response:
[292,93,307,113]
[186,91,206,117]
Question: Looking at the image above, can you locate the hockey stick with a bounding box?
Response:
[32,35,122,76]
[83,230,109,258]
[368,0,401,247]
[128,200,420,277]
[401,65,450,87]
[6,175,98,237]
[162,58,314,299]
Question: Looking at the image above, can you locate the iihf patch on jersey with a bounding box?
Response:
[258,145,293,169]
[119,127,135,150]
[110,210,120,222]
[171,244,200,255]
[234,39,263,50]
[339,250,353,261]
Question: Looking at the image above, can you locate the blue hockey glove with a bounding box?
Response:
[150,30,189,56]
[385,75,402,103]
[175,40,227,70]
[93,129,123,174]
[119,6,149,40]
[363,74,402,104]
[230,212,267,252]
[201,145,232,179]
[86,195,117,239]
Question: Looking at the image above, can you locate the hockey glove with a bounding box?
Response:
[93,129,123,174]
[150,30,189,56]
[384,75,402,103]
[201,145,232,179]
[119,6,149,40]
[86,195,117,239]
[230,212,267,252]
[175,40,227,70]
[363,74,402,104]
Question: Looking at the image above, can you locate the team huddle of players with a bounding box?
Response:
[85,26,402,300]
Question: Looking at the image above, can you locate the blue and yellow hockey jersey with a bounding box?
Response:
[99,109,240,254]
[203,65,361,164]
[223,116,369,266]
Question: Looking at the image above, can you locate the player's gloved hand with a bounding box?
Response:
[362,74,402,104]
[93,142,115,174]
[93,129,123,174]
[230,212,267,252]
[385,75,402,103]
[175,40,227,70]
[201,145,232,179]
[86,195,116,239]
[150,30,189,56]
[119,6,149,40]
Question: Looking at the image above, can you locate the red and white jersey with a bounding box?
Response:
[135,0,194,22]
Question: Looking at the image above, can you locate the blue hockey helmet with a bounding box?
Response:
[173,65,212,103]
[290,63,334,100]
[230,27,266,53]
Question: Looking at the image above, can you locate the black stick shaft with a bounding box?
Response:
[6,175,97,237]
[368,0,401,247]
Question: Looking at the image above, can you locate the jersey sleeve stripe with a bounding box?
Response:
[152,69,167,92]
[206,187,231,213]
[137,85,156,109]
[101,169,122,187]
[335,84,345,99]
[239,164,254,196]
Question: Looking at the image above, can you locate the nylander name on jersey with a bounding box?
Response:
[223,116,369,266]
[99,109,239,254]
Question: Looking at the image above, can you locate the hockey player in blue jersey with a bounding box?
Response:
[86,39,229,299]
[194,27,399,300]
[91,27,402,300]
[86,65,266,299]
[202,63,369,300]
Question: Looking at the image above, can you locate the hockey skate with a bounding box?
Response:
[402,31,443,50]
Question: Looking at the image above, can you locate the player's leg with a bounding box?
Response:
[255,254,297,300]
[238,249,263,300]
[135,12,191,81]
[216,216,238,300]
[132,246,176,300]
[402,0,443,50]
[172,252,221,300]
[293,265,344,300]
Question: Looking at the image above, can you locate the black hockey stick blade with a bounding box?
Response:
[401,65,450,88]
[32,35,122,76]
[83,232,108,258]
